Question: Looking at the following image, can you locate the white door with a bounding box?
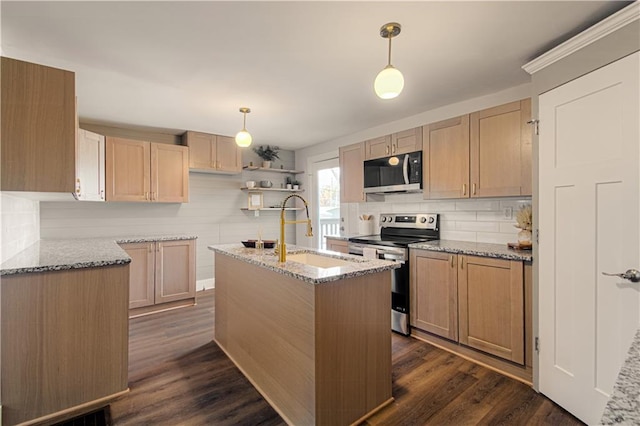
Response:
[76,129,106,201]
[538,51,640,425]
[309,157,340,249]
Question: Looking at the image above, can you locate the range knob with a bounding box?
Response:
[381,216,388,223]
[428,216,435,224]
[420,217,427,223]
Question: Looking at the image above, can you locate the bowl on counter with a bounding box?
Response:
[242,240,276,248]
[259,180,273,188]
[246,180,256,189]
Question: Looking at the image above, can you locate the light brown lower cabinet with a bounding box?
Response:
[411,249,526,366]
[326,237,349,254]
[410,250,459,341]
[458,255,524,365]
[121,239,196,316]
[1,265,129,425]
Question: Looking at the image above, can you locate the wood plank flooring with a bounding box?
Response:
[110,290,582,425]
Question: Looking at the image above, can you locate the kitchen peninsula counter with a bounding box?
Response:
[0,234,197,276]
[209,244,397,425]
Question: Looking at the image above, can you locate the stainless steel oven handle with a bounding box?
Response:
[382,252,404,262]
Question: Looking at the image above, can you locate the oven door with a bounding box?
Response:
[348,242,411,335]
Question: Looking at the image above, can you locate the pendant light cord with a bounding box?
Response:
[387,35,392,67]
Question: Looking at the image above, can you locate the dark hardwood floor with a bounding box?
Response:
[110,290,582,426]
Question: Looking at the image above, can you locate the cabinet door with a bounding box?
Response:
[155,240,196,304]
[339,142,365,203]
[391,127,422,156]
[184,131,214,170]
[105,137,150,201]
[470,99,531,197]
[122,242,155,309]
[364,135,392,160]
[326,239,349,254]
[76,129,105,201]
[458,255,524,364]
[411,250,458,341]
[215,135,242,173]
[423,115,470,199]
[1,57,76,192]
[151,143,189,203]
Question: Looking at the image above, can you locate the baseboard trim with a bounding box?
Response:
[197,278,214,291]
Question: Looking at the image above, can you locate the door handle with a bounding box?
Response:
[602,269,640,283]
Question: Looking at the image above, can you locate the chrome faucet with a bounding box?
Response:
[278,194,313,262]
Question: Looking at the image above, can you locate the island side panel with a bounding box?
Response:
[1,265,129,425]
[314,271,393,425]
[214,254,316,425]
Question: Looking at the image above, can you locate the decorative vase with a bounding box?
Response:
[286,183,292,190]
[518,229,532,244]
[293,184,299,190]
[262,160,272,168]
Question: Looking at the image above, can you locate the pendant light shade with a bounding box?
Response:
[235,107,252,147]
[374,23,404,100]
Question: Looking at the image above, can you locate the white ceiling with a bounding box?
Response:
[0,1,631,150]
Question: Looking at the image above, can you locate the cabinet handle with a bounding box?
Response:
[462,183,467,196]
[152,192,156,201]
[472,183,477,195]
[450,255,454,267]
[460,257,464,269]
[392,144,396,154]
[100,190,104,200]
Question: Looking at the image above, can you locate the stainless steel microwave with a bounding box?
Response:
[363,151,422,194]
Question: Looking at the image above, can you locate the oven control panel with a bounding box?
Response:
[379,213,439,230]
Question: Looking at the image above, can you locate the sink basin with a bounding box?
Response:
[287,252,354,269]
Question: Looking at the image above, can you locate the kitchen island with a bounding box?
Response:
[208,244,399,426]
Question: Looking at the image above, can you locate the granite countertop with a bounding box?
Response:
[325,234,349,241]
[1,234,197,276]
[409,239,533,262]
[602,328,640,425]
[208,243,399,285]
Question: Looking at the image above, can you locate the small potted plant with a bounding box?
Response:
[514,204,532,246]
[291,179,301,190]
[252,145,280,168]
[285,176,293,190]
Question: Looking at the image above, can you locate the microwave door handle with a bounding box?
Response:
[402,154,410,184]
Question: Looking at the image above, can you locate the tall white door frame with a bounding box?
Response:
[537,51,640,425]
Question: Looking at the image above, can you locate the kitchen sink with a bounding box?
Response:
[286,252,355,269]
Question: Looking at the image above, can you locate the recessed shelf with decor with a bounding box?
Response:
[243,166,304,174]
[240,187,304,193]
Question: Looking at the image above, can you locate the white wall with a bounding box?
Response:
[0,192,40,263]
[295,83,533,245]
[39,151,297,288]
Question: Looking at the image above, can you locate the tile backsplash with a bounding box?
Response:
[343,192,531,245]
[0,192,40,262]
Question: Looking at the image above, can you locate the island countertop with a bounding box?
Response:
[1,235,197,276]
[208,243,399,284]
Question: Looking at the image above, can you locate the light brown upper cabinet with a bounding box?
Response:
[422,99,531,200]
[1,57,76,192]
[470,98,532,197]
[422,115,470,199]
[339,142,365,203]
[458,255,524,365]
[364,128,423,160]
[182,131,242,174]
[106,137,189,203]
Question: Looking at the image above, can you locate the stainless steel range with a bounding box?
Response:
[348,213,439,335]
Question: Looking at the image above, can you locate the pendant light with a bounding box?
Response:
[374,23,404,100]
[235,107,252,147]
